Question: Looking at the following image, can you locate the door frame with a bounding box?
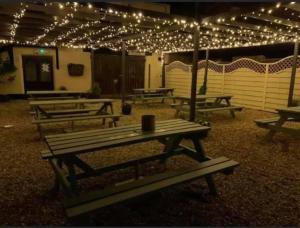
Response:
[22,55,54,92]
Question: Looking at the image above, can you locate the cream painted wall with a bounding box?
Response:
[0,47,92,94]
[144,53,162,88]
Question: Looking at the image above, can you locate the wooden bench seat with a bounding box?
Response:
[171,102,207,108]
[63,156,238,219]
[33,114,121,124]
[131,94,175,104]
[254,117,295,126]
[140,96,172,100]
[33,114,122,138]
[30,108,99,115]
[196,106,243,113]
[28,96,77,101]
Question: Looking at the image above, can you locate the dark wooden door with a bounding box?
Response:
[126,56,145,94]
[94,54,121,95]
[93,54,145,95]
[22,55,54,91]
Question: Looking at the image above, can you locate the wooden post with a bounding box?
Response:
[288,39,299,107]
[90,49,95,89]
[148,64,151,88]
[203,48,209,94]
[121,41,126,106]
[189,26,200,122]
[162,62,166,87]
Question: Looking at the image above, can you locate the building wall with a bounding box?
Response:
[165,56,300,112]
[0,47,92,94]
[144,53,162,88]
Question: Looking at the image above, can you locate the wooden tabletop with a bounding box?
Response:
[29,98,114,106]
[176,94,233,100]
[276,106,300,114]
[45,119,210,158]
[133,88,174,92]
[27,90,87,95]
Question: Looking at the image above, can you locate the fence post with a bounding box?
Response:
[262,64,269,110]
[222,65,225,94]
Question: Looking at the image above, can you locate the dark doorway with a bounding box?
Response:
[93,54,145,96]
[22,55,54,91]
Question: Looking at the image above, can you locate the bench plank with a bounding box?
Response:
[196,106,243,113]
[63,156,230,208]
[65,158,238,218]
[32,114,121,124]
[30,108,99,115]
[254,117,295,125]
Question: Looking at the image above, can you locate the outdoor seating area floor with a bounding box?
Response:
[0,99,299,226]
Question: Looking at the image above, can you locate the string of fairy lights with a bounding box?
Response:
[9,3,27,42]
[0,2,299,53]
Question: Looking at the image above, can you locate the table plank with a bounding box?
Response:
[27,90,86,95]
[276,106,300,115]
[176,94,232,101]
[49,121,201,150]
[29,99,114,106]
[46,120,210,157]
[46,119,184,142]
[133,88,173,92]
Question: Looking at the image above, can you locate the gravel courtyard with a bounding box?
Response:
[0,99,299,226]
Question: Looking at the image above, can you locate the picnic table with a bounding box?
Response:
[255,106,300,140]
[41,119,239,220]
[27,90,86,100]
[30,99,121,137]
[173,94,243,119]
[132,87,175,103]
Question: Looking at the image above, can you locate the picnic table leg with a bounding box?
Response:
[175,100,184,117]
[160,135,182,168]
[48,159,63,196]
[191,136,217,196]
[265,116,287,141]
[65,159,79,194]
[224,98,235,118]
[37,123,43,139]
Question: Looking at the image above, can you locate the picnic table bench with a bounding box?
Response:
[41,119,239,221]
[131,88,175,104]
[30,99,120,137]
[255,106,300,140]
[173,94,243,119]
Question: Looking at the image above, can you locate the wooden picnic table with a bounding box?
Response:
[27,90,86,100]
[30,99,119,137]
[132,87,175,103]
[255,106,300,140]
[29,99,115,120]
[173,94,243,118]
[41,119,239,220]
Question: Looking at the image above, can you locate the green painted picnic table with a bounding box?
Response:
[41,119,239,220]
[29,98,115,120]
[29,99,119,137]
[173,94,243,118]
[255,106,300,140]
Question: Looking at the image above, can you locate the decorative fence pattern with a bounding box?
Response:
[165,56,300,112]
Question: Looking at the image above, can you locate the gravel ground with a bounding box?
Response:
[0,99,299,226]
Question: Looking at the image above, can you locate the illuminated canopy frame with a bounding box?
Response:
[0,2,299,117]
[1,2,299,52]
